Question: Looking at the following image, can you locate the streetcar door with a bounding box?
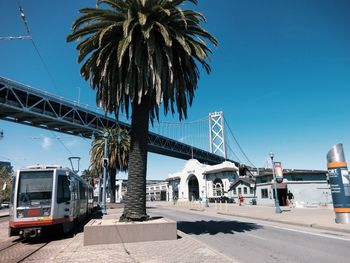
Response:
[56,174,71,220]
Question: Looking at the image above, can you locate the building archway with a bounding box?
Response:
[188,175,199,201]
[213,178,224,197]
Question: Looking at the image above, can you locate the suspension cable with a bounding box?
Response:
[224,118,256,168]
[226,143,243,163]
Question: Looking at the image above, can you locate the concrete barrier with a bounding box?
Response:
[84,217,177,246]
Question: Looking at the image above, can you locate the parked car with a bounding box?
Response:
[209,196,235,203]
[1,201,9,208]
[220,196,235,203]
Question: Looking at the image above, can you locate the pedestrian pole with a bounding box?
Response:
[102,132,109,215]
[205,174,209,207]
[270,152,282,214]
[327,143,350,224]
[97,177,101,206]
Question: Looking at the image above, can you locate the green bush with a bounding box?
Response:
[0,167,12,203]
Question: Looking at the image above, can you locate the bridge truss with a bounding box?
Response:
[0,77,233,165]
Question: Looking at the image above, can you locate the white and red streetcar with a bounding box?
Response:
[9,165,94,238]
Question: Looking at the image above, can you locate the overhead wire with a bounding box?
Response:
[13,1,76,157]
[0,1,31,41]
[52,133,74,156]
[16,0,62,96]
[0,155,26,167]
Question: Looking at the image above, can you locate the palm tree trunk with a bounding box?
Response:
[109,168,116,203]
[120,97,150,221]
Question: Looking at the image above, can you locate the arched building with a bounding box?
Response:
[167,159,239,202]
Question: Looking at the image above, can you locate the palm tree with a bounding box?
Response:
[81,168,99,186]
[0,166,12,203]
[67,0,217,221]
[90,127,130,203]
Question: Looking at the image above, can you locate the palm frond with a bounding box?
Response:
[67,0,217,121]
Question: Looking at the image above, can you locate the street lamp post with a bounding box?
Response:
[102,132,109,215]
[205,174,209,207]
[172,182,178,205]
[270,152,282,214]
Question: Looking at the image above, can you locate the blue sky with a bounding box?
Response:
[1,0,350,178]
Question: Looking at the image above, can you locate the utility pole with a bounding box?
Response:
[102,132,109,215]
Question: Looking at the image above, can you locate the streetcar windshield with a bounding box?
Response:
[18,171,53,207]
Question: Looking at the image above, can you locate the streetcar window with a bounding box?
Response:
[57,175,70,203]
[18,171,53,207]
[79,181,86,199]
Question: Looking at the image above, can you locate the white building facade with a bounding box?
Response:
[228,178,256,204]
[146,181,169,201]
[167,159,239,202]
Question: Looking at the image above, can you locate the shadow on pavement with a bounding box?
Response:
[177,220,262,235]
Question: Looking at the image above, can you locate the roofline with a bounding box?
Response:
[255,169,327,177]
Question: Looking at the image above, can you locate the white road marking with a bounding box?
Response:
[245,233,268,241]
[271,225,350,242]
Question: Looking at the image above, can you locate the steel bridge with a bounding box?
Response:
[0,76,236,165]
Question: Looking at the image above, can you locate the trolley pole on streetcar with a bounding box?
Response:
[102,132,109,215]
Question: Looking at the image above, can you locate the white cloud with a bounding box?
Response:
[41,137,52,150]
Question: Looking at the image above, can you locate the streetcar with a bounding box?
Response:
[9,165,94,238]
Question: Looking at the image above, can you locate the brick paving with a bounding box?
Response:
[23,230,235,263]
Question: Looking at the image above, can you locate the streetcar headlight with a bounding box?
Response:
[17,210,24,218]
[43,207,50,216]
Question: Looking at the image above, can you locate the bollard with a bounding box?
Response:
[225,200,228,212]
[327,143,350,224]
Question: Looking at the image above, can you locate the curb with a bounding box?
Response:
[217,212,350,234]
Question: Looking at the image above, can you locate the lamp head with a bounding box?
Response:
[269,152,274,159]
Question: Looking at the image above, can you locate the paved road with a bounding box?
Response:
[148,205,350,263]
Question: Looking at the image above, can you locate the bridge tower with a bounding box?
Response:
[209,112,227,160]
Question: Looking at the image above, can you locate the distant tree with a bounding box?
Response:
[90,127,130,203]
[0,166,12,203]
[67,0,217,221]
